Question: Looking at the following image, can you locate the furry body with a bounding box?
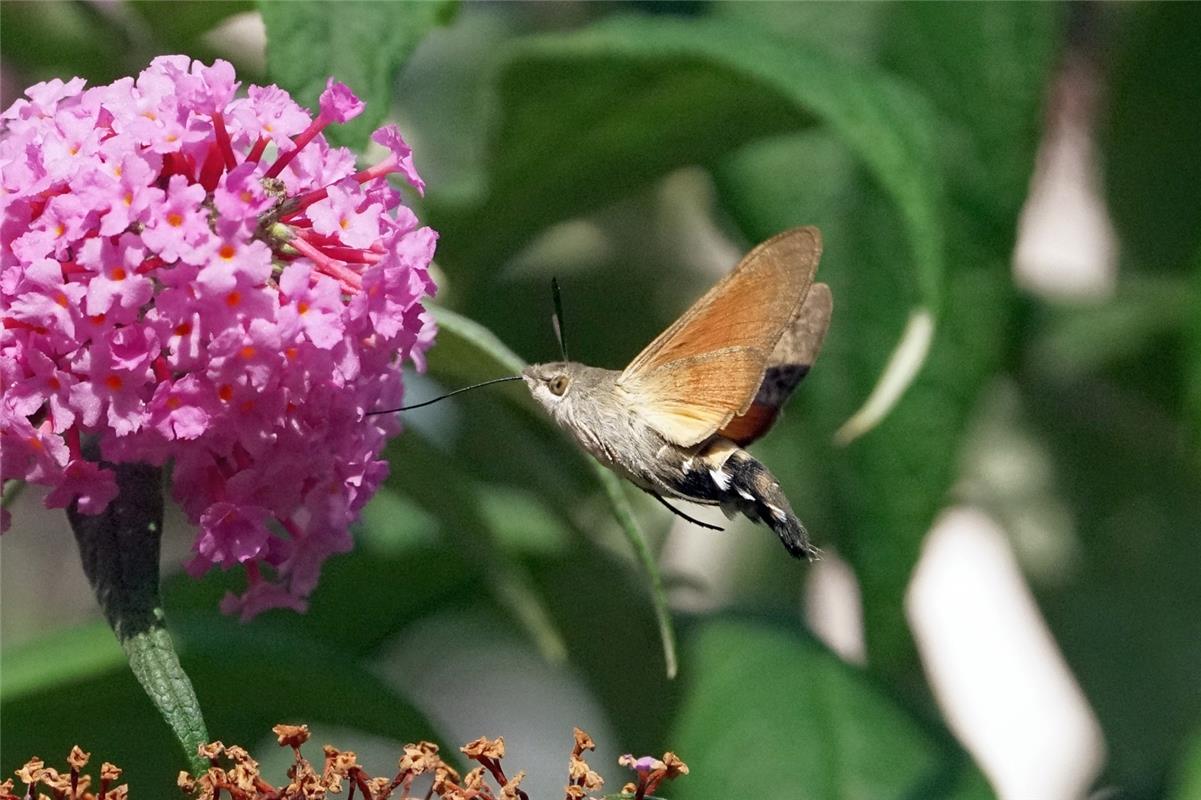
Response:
[522,362,818,560]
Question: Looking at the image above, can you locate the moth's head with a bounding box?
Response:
[521,361,579,414]
[526,360,576,406]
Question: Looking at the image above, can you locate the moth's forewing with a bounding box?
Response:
[719,282,832,446]
[621,348,774,445]
[619,227,823,447]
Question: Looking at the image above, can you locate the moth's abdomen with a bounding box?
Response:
[721,450,819,561]
[675,440,820,561]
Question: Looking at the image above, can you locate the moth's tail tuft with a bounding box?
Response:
[726,451,821,561]
[771,508,821,562]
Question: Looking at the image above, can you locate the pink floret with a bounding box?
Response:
[318,79,365,124]
[1,56,437,616]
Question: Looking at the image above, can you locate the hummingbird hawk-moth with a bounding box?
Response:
[521,226,831,559]
[379,226,831,558]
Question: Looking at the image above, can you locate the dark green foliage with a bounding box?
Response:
[2,4,1199,799]
[670,620,989,800]
[260,0,457,148]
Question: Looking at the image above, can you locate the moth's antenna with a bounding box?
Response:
[551,277,569,361]
[366,375,522,415]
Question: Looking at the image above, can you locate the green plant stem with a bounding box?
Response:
[66,458,209,774]
[593,465,678,681]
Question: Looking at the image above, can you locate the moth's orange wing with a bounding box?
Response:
[719,282,832,446]
[619,227,822,447]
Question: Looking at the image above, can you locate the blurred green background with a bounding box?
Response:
[3,2,1201,798]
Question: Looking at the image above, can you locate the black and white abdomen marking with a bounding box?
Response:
[668,438,820,561]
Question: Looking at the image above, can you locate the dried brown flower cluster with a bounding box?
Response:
[7,726,687,800]
[3,746,127,800]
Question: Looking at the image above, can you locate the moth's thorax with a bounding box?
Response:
[522,361,675,486]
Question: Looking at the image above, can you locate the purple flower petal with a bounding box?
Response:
[1,56,437,610]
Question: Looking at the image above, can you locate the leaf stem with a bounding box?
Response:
[593,465,679,680]
[66,457,209,774]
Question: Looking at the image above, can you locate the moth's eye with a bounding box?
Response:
[548,375,570,396]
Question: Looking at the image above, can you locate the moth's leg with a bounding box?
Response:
[647,491,724,532]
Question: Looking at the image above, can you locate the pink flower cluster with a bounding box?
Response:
[1,57,436,617]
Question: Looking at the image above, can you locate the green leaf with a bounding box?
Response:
[1017,359,1201,795]
[66,461,208,773]
[2,1,260,89]
[129,0,257,78]
[669,619,988,800]
[519,546,679,755]
[428,304,526,380]
[710,2,884,67]
[384,431,569,666]
[478,484,571,555]
[850,238,1017,686]
[260,0,457,148]
[1,613,440,791]
[429,15,950,435]
[0,1,140,85]
[0,623,127,698]
[713,3,1060,682]
[715,173,1019,685]
[1102,3,1201,275]
[162,533,473,658]
[592,464,677,680]
[424,305,679,677]
[1189,256,1201,458]
[1027,277,1193,381]
[433,14,943,297]
[128,1,251,46]
[1169,726,1201,800]
[879,2,1063,222]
